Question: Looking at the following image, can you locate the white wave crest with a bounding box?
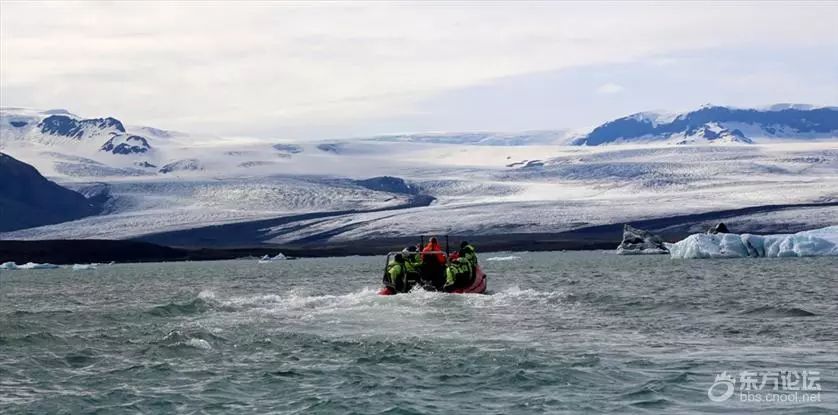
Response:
[198,290,216,300]
[486,255,521,261]
[185,338,213,350]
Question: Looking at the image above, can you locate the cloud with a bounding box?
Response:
[1,2,836,138]
[596,83,625,95]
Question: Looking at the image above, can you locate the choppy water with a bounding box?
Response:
[1,252,836,414]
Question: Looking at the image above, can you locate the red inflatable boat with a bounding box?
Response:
[378,245,488,295]
[449,265,487,294]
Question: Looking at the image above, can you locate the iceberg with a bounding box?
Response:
[616,224,669,255]
[258,253,287,263]
[667,226,838,259]
[1,262,61,270]
[1,261,19,270]
[20,262,61,269]
[72,264,98,270]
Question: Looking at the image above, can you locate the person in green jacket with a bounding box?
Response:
[403,246,421,272]
[459,241,478,267]
[385,253,408,292]
[443,257,473,292]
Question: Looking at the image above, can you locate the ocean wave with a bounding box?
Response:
[155,329,222,350]
[475,285,567,306]
[218,287,382,312]
[741,305,818,317]
[203,285,573,319]
[63,349,99,368]
[0,331,65,347]
[145,298,211,317]
[10,309,74,316]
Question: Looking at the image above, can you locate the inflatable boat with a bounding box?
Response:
[377,245,488,295]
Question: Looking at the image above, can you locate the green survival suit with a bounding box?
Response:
[443,243,478,292]
[385,255,408,293]
[460,243,478,267]
[443,258,473,292]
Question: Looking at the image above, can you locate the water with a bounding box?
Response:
[1,251,836,414]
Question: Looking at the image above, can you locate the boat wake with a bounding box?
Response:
[182,285,569,319]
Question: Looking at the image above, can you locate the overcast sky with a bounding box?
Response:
[1,1,836,139]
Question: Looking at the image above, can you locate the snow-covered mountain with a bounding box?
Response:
[0,105,836,245]
[0,108,146,149]
[572,104,838,146]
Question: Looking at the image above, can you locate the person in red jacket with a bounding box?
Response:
[421,237,446,264]
[421,237,447,290]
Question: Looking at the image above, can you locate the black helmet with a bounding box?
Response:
[405,245,418,253]
[394,253,405,262]
[460,241,469,248]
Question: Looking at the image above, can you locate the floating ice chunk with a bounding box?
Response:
[616,224,669,255]
[185,338,212,350]
[1,261,19,270]
[668,226,838,259]
[258,253,287,263]
[72,264,98,270]
[14,262,61,269]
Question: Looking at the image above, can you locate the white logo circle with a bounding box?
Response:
[708,380,734,402]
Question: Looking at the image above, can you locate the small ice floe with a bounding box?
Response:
[258,253,287,263]
[616,224,668,255]
[667,225,838,259]
[1,262,61,270]
[486,255,521,261]
[72,264,98,271]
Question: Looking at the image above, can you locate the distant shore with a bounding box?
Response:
[1,201,835,265]
[0,234,621,265]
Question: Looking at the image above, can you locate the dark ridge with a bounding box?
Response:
[159,159,202,174]
[0,153,102,232]
[272,144,303,154]
[353,176,419,195]
[100,135,151,154]
[316,143,343,153]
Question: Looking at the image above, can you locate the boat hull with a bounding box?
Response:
[378,266,487,295]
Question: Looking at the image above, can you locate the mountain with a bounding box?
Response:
[0,152,101,232]
[1,105,836,247]
[572,105,838,146]
[100,135,151,154]
[0,107,152,153]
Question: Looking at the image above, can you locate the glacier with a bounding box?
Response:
[667,226,838,259]
[1,105,837,245]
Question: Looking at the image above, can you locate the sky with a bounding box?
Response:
[1,1,837,140]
